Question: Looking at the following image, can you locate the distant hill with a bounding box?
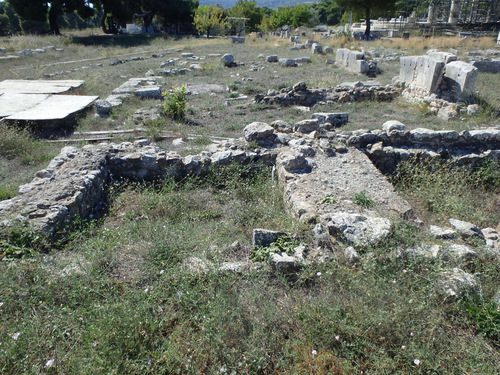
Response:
[199,0,319,10]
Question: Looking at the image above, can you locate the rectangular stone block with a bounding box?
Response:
[336,48,367,73]
[400,55,444,93]
[444,61,478,97]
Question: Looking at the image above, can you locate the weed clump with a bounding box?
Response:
[353,191,374,208]
[251,235,300,262]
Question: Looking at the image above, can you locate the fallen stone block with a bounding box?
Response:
[253,228,287,247]
[449,218,485,241]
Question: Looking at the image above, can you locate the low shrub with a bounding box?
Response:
[162,84,188,121]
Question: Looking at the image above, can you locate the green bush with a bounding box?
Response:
[162,84,188,121]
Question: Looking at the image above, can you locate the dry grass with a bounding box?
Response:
[372,36,497,55]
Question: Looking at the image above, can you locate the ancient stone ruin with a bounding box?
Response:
[254,81,397,106]
[1,117,498,260]
[396,50,480,120]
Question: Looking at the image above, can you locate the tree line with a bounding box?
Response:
[0,0,432,36]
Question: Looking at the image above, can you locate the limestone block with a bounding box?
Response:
[268,252,303,272]
[356,59,369,73]
[326,212,391,247]
[449,218,485,241]
[134,86,163,99]
[444,61,478,97]
[400,55,445,93]
[426,50,457,64]
[277,151,311,173]
[271,120,293,133]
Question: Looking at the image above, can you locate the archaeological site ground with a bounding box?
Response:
[0,30,500,373]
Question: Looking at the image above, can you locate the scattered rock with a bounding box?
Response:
[253,229,287,248]
[243,122,275,145]
[429,225,458,240]
[382,120,406,133]
[448,218,485,241]
[436,268,480,299]
[325,212,391,247]
[279,58,297,67]
[277,151,311,174]
[294,119,319,133]
[221,54,235,67]
[268,252,303,272]
[271,120,293,133]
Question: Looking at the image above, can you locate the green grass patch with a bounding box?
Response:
[392,156,500,227]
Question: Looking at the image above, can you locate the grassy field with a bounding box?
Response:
[0,30,500,373]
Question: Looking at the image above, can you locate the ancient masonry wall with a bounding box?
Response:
[0,141,273,237]
[1,120,499,241]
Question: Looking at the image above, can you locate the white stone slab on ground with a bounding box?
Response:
[0,79,84,94]
[0,93,49,118]
[5,95,98,121]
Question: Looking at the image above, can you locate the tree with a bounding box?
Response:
[193,5,227,38]
[336,0,397,37]
[8,0,94,35]
[229,0,263,32]
[0,2,20,33]
[140,0,198,30]
[314,0,343,25]
[270,4,312,29]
